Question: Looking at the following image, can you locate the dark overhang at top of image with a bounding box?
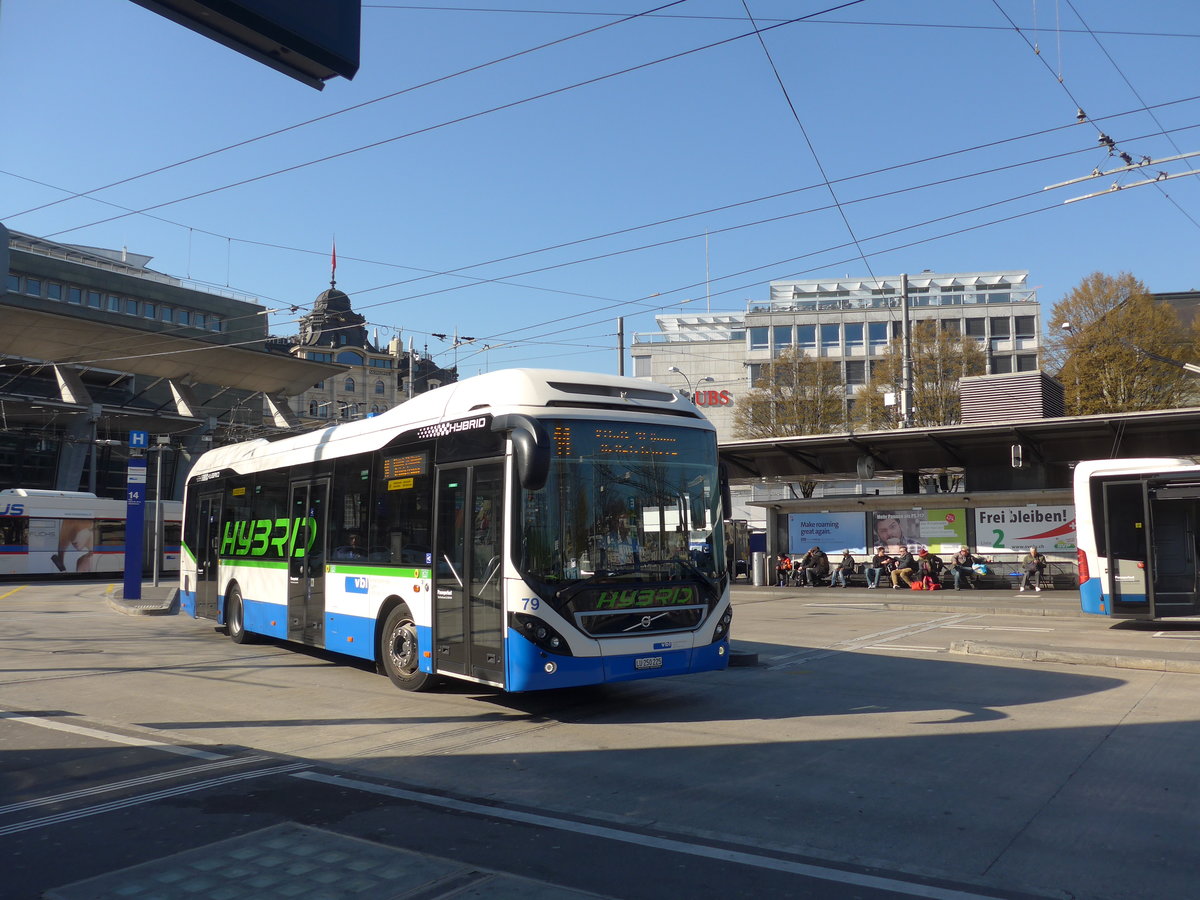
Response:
[130,0,361,90]
[719,407,1200,481]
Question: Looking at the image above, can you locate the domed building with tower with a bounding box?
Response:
[286,266,457,423]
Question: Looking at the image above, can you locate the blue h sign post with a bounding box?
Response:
[123,434,149,599]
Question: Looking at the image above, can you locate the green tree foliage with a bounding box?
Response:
[734,349,845,438]
[855,321,987,428]
[1046,271,1198,415]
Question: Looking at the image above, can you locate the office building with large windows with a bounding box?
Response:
[631,270,1041,444]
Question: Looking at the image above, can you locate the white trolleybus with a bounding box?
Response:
[180,369,733,692]
[0,489,181,577]
[1075,457,1200,620]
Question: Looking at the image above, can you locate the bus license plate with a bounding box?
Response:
[635,656,663,670]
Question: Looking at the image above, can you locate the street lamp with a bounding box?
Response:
[667,366,714,398]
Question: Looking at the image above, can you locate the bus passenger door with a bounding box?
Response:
[288,479,329,645]
[434,462,506,685]
[1148,485,1200,617]
[193,492,221,620]
[1102,481,1152,615]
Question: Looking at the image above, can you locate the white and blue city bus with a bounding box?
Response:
[1074,457,1200,619]
[180,369,733,691]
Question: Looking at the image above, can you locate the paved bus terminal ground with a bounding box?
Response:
[105,577,1200,678]
[6,577,1200,900]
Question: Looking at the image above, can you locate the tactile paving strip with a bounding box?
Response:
[44,821,603,899]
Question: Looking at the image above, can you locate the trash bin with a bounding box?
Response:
[751,551,767,586]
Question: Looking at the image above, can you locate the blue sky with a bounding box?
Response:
[3,1,1199,377]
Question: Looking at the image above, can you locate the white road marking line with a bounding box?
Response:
[0,755,268,816]
[294,771,999,900]
[804,603,886,609]
[865,645,942,653]
[0,710,225,760]
[767,615,978,668]
[948,625,1054,633]
[0,764,307,836]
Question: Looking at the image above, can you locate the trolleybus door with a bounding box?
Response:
[193,492,221,620]
[1147,481,1200,617]
[288,479,329,644]
[1101,480,1153,615]
[434,462,505,685]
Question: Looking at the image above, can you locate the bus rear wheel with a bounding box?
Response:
[226,586,254,645]
[380,605,432,691]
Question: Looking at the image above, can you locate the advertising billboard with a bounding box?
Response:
[871,509,967,555]
[975,505,1076,553]
[787,512,868,555]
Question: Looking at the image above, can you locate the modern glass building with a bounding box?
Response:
[632,270,1041,444]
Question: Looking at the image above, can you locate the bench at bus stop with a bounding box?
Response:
[786,560,1077,590]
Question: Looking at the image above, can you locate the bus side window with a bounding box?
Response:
[0,516,28,549]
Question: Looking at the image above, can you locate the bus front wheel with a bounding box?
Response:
[226,586,254,645]
[380,605,433,691]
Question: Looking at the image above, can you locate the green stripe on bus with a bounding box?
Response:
[327,565,430,578]
[219,558,289,570]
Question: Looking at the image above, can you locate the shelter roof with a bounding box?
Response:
[719,406,1200,481]
[0,305,343,396]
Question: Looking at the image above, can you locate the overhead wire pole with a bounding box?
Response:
[901,273,913,428]
[616,317,625,376]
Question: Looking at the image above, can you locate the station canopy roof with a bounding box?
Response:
[0,306,342,396]
[719,406,1200,481]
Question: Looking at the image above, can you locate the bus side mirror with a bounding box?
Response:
[491,414,550,491]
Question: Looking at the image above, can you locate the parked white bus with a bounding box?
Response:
[1074,457,1200,619]
[0,489,181,577]
[180,369,733,692]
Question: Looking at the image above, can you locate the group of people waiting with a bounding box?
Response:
[775,545,1047,591]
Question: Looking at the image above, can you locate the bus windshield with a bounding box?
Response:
[517,419,722,593]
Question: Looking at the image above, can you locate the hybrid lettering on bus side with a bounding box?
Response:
[220,517,318,558]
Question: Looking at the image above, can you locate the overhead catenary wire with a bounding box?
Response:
[364,5,1200,40]
[738,0,881,289]
[9,88,1197,330]
[36,1,871,240]
[2,0,695,223]
[21,118,1200,375]
[990,0,1200,230]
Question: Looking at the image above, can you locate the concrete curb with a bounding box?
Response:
[103,584,180,617]
[949,639,1200,674]
[728,646,759,667]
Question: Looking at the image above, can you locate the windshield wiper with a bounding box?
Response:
[637,557,715,584]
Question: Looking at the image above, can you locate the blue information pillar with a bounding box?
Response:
[123,455,148,599]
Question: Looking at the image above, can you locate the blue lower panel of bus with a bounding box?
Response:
[1079,579,1109,615]
[325,611,377,661]
[505,628,729,692]
[241,597,287,639]
[1079,579,1149,615]
[180,589,195,617]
